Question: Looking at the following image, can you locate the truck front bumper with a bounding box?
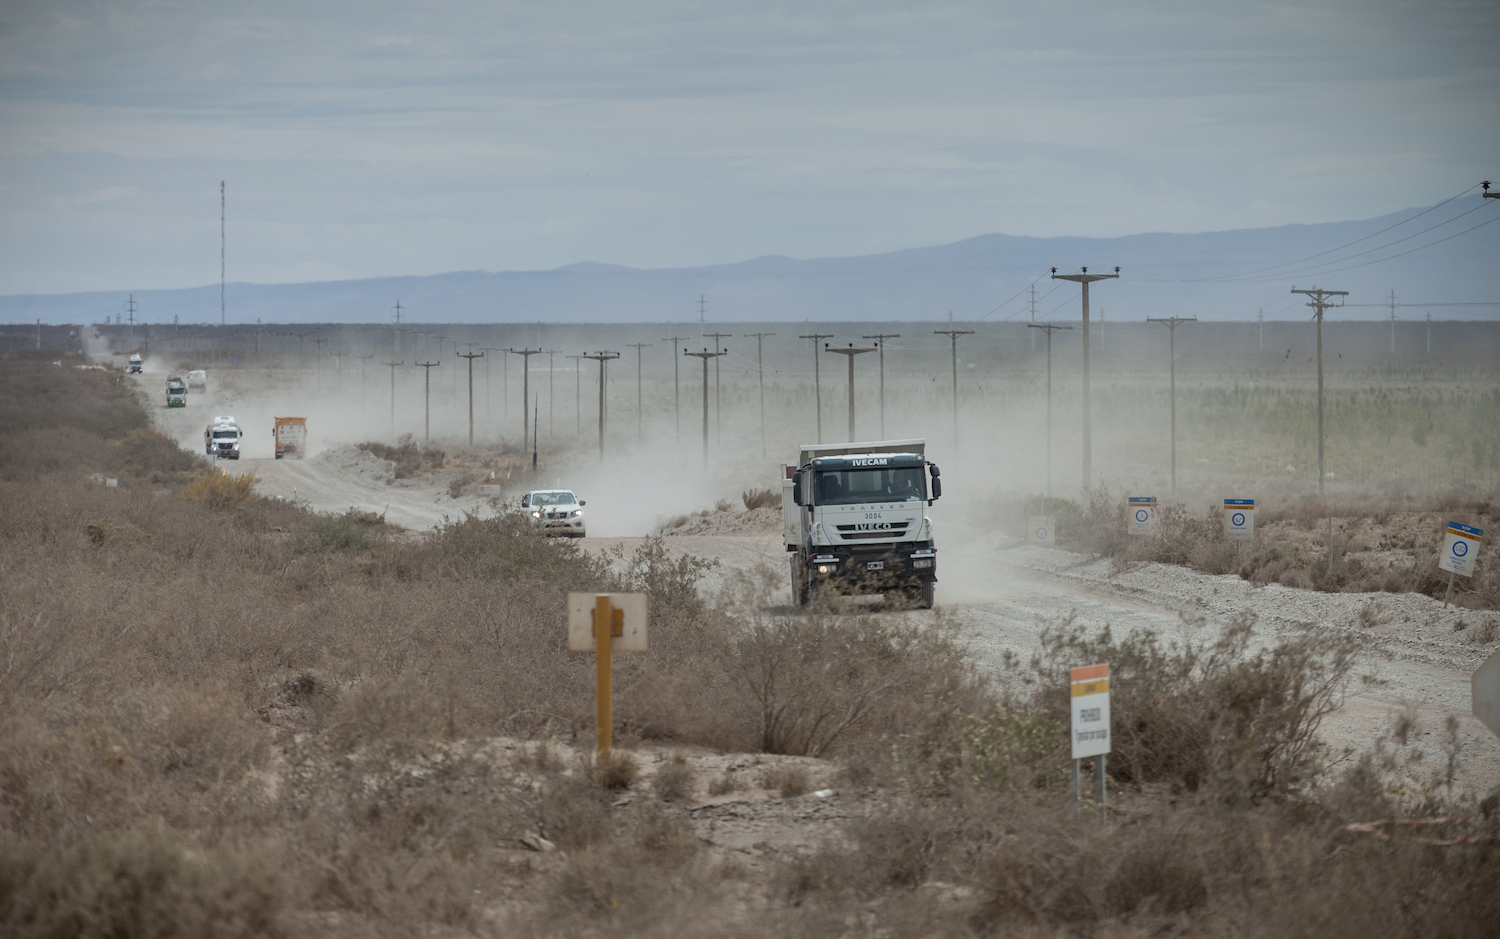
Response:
[805,541,937,591]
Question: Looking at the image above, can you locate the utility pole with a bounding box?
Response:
[383,360,403,435]
[1146,316,1197,493]
[1291,286,1348,497]
[126,295,137,348]
[310,336,327,393]
[698,295,708,326]
[862,333,900,437]
[933,325,975,453]
[544,350,560,436]
[1027,324,1073,500]
[704,331,732,444]
[662,334,691,441]
[509,347,542,450]
[684,347,726,464]
[1029,284,1037,351]
[825,343,876,441]
[583,351,620,462]
[566,354,584,438]
[745,331,776,458]
[1485,181,1498,200]
[799,333,834,442]
[1258,308,1264,352]
[627,342,651,442]
[35,319,41,350]
[457,350,484,445]
[391,301,403,353]
[357,353,375,410]
[1388,289,1397,357]
[1051,266,1119,491]
[1426,312,1432,357]
[220,181,226,327]
[480,347,503,426]
[415,361,440,444]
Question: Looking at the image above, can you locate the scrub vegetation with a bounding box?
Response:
[1,351,1495,936]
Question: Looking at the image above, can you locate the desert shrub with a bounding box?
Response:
[180,466,257,509]
[291,506,386,553]
[0,831,292,939]
[759,762,810,797]
[653,752,694,802]
[893,704,1066,797]
[742,487,778,510]
[1009,612,1361,796]
[358,435,444,478]
[446,472,474,498]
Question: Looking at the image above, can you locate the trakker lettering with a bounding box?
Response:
[850,457,889,466]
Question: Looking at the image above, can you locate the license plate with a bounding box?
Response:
[867,561,884,571]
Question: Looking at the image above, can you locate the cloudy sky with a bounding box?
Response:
[1,0,1496,295]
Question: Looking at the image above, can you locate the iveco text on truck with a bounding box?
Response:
[204,416,243,459]
[273,417,307,460]
[166,376,187,407]
[783,438,941,608]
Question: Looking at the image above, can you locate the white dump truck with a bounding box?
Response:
[187,369,207,393]
[204,416,244,460]
[128,353,143,374]
[783,438,941,608]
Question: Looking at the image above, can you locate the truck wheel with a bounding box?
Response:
[790,558,809,607]
[916,581,935,610]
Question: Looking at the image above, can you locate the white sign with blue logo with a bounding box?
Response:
[1028,516,1056,547]
[1224,499,1255,540]
[1128,496,1157,536]
[1440,521,1483,578]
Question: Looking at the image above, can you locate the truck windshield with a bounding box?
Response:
[213,430,236,439]
[814,467,925,505]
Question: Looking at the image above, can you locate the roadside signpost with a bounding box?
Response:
[1474,650,1500,742]
[1028,516,1056,547]
[1070,663,1111,815]
[568,593,648,757]
[1128,496,1157,536]
[1439,521,1483,608]
[1224,498,1254,549]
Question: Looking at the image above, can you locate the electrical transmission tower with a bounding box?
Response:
[1146,316,1197,493]
[1050,266,1118,491]
[933,326,975,454]
[824,342,876,441]
[583,352,620,462]
[457,350,484,445]
[704,331,732,444]
[627,342,652,442]
[1291,286,1348,497]
[745,331,776,458]
[508,348,543,450]
[1027,323,1073,500]
[415,360,441,444]
[684,347,727,463]
[662,334,692,441]
[862,333,900,437]
[799,333,834,442]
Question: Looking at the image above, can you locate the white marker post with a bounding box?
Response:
[1439,521,1483,608]
[568,593,648,757]
[1224,498,1254,554]
[1070,663,1111,816]
[1028,516,1056,547]
[1128,496,1157,536]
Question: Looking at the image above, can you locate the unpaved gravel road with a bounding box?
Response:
[133,363,1500,796]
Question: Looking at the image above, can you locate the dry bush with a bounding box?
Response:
[446,472,474,498]
[759,763,810,798]
[653,752,694,802]
[1006,611,1361,796]
[180,466,258,509]
[742,487,778,510]
[707,768,744,796]
[595,751,641,790]
[0,831,293,939]
[358,435,444,478]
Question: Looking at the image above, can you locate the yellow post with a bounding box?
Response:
[595,593,612,757]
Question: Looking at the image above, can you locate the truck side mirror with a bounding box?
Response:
[931,477,942,500]
[791,470,803,506]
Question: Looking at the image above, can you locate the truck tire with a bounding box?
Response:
[917,581,935,609]
[790,556,809,607]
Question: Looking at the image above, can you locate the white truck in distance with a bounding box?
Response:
[187,370,207,393]
[783,438,941,608]
[204,416,244,460]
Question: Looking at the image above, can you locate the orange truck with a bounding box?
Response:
[273,417,307,460]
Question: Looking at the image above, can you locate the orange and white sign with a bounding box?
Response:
[1070,663,1111,760]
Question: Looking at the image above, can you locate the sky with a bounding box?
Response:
[1,0,1497,296]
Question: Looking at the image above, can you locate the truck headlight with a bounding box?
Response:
[817,565,831,574]
[531,511,541,518]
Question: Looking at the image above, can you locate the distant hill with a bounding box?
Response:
[5,206,1497,324]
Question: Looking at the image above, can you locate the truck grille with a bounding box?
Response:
[834,522,911,539]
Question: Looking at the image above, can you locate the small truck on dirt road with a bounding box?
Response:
[187,369,207,393]
[783,438,941,608]
[204,416,244,459]
[273,417,307,460]
[128,354,143,374]
[166,376,187,407]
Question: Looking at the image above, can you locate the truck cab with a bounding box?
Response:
[205,417,243,459]
[784,438,941,608]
